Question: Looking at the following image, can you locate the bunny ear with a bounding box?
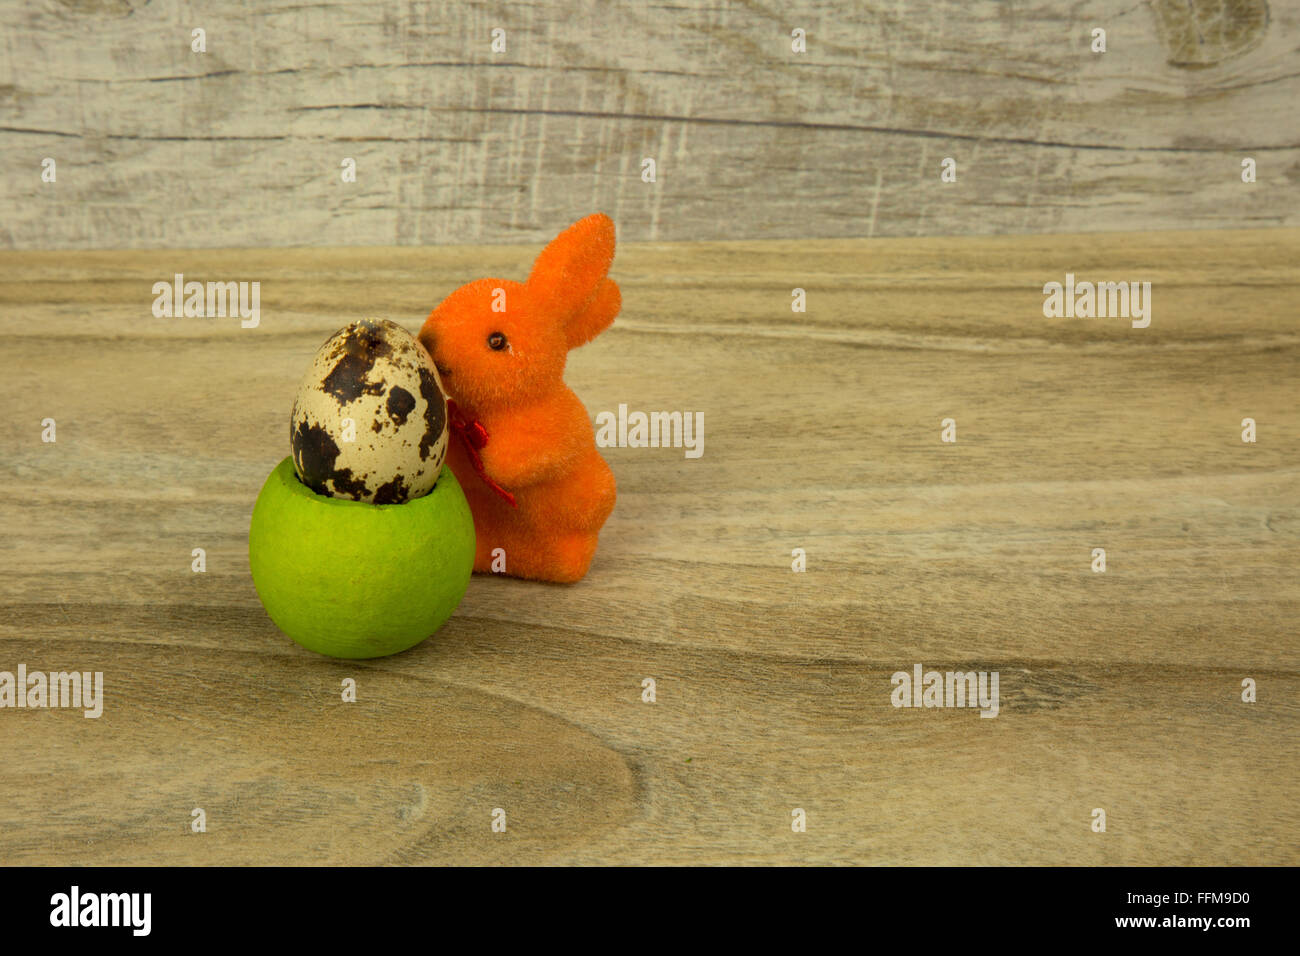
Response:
[527,213,619,346]
[567,276,621,349]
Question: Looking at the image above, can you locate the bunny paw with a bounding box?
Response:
[544,533,602,583]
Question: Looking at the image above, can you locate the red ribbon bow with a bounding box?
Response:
[446,399,517,508]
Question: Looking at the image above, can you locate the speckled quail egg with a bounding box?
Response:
[290,318,449,504]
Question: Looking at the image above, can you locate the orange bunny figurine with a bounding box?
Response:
[417,214,620,583]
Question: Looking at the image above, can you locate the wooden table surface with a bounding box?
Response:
[1,228,1297,865]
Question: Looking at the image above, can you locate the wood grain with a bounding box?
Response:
[2,0,1299,250]
[0,228,1297,864]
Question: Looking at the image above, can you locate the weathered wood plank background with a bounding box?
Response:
[0,229,1296,864]
[2,0,1297,250]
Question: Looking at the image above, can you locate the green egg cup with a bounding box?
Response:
[249,457,476,659]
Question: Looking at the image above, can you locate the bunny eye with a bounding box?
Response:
[487,331,508,351]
